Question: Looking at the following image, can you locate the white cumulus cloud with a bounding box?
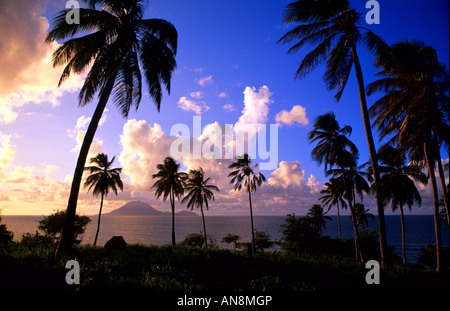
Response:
[275,105,309,127]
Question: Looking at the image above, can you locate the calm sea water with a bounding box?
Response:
[2,215,448,263]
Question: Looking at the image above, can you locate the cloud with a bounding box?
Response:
[0,0,84,124]
[237,86,272,126]
[119,119,175,191]
[218,92,229,98]
[0,133,15,168]
[69,115,104,161]
[177,96,210,115]
[196,75,214,87]
[223,104,235,112]
[190,91,204,99]
[268,161,304,188]
[275,105,309,127]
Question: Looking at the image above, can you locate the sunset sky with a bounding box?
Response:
[0,0,448,216]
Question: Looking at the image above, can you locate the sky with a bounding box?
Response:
[0,0,448,216]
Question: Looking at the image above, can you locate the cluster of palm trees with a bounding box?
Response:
[151,154,265,255]
[83,153,265,254]
[280,0,448,271]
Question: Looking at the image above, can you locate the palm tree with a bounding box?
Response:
[308,112,358,171]
[367,40,447,272]
[47,0,178,256]
[308,112,356,244]
[84,153,123,246]
[319,178,347,239]
[182,167,219,249]
[152,157,187,245]
[327,151,371,261]
[375,144,428,264]
[306,204,332,236]
[353,203,373,231]
[279,0,390,265]
[228,154,266,255]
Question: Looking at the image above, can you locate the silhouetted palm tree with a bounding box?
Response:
[306,204,332,236]
[353,203,373,231]
[327,151,371,261]
[84,153,123,246]
[278,0,390,265]
[308,112,357,247]
[375,144,428,264]
[182,167,219,249]
[228,154,266,255]
[320,178,347,239]
[368,40,448,272]
[152,157,187,245]
[47,0,178,256]
[308,112,358,171]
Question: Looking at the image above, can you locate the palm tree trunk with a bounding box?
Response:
[351,183,364,262]
[341,171,361,261]
[93,192,104,246]
[399,204,407,264]
[436,146,450,228]
[351,45,388,267]
[171,190,176,245]
[55,74,116,258]
[337,203,342,239]
[424,142,442,273]
[248,186,256,255]
[201,207,208,249]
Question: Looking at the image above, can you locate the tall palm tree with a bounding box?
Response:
[228,154,266,255]
[47,0,177,256]
[84,153,123,246]
[306,204,332,236]
[375,144,428,264]
[367,40,447,272]
[319,178,347,239]
[279,0,390,265]
[152,157,187,245]
[182,167,219,249]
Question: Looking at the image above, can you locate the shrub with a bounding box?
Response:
[279,214,320,254]
[181,233,217,249]
[0,216,14,245]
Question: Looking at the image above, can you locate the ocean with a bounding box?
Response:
[2,214,448,263]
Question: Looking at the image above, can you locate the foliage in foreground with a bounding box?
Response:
[1,243,448,292]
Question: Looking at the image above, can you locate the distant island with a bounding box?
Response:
[105,201,198,216]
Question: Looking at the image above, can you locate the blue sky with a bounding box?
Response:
[0,0,448,215]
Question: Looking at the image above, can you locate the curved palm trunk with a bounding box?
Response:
[351,45,388,267]
[248,186,256,255]
[399,204,407,264]
[200,207,208,249]
[93,192,104,246]
[55,75,116,258]
[424,143,442,273]
[170,190,176,245]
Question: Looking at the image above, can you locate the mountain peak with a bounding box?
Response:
[106,201,198,216]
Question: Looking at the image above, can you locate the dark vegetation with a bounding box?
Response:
[0,214,448,292]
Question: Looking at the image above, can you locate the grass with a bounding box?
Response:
[1,243,448,292]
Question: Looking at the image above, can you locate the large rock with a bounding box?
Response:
[104,236,126,250]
